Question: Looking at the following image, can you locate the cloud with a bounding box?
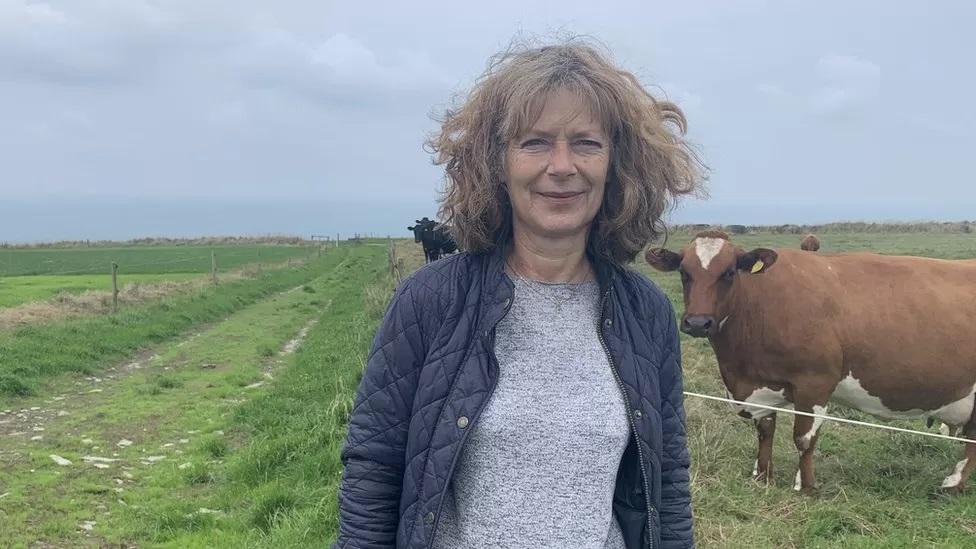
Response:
[810,54,880,116]
[1,0,970,236]
[233,31,454,110]
[755,54,880,118]
[0,0,173,85]
[756,82,786,98]
[207,99,248,126]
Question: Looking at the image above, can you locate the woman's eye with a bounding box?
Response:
[572,140,604,154]
[520,138,549,151]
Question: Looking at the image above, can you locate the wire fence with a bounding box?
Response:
[684,390,976,445]
[0,248,319,277]
[0,246,325,313]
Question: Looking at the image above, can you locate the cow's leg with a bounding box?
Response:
[791,395,829,494]
[942,414,976,494]
[753,414,776,482]
[940,423,960,437]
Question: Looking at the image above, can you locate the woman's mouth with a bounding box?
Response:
[538,191,584,204]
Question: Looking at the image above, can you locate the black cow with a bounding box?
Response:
[406,217,458,263]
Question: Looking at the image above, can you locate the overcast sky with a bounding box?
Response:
[1,0,974,242]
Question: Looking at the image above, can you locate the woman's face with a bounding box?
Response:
[504,89,610,245]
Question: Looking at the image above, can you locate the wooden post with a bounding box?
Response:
[388,238,402,284]
[111,262,119,313]
[336,233,340,248]
[211,249,218,285]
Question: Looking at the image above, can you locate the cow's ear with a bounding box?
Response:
[645,248,683,272]
[407,226,414,231]
[737,248,778,274]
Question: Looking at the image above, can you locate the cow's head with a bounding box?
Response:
[407,225,422,243]
[645,231,778,338]
[408,218,437,243]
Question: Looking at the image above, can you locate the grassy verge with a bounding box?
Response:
[0,273,203,308]
[115,243,392,547]
[0,245,318,276]
[0,252,347,397]
[0,249,367,547]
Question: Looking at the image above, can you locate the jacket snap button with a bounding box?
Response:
[634,409,642,418]
[605,318,613,327]
[425,511,435,524]
[457,416,469,428]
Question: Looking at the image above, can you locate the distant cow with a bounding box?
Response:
[407,217,458,263]
[646,231,976,494]
[800,234,821,251]
[408,217,433,245]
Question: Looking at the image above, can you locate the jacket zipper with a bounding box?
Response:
[598,287,656,549]
[425,296,510,549]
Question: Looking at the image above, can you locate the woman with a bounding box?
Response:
[334,38,704,549]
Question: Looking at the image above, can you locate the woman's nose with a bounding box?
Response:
[546,141,578,177]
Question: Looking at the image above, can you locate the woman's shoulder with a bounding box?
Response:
[397,251,482,301]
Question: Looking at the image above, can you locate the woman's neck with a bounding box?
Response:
[506,230,593,283]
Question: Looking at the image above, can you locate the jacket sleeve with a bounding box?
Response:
[658,299,695,549]
[333,280,427,549]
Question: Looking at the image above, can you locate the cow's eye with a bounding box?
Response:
[721,268,736,281]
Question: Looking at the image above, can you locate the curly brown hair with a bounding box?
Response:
[427,37,706,265]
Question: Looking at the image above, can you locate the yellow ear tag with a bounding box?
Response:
[750,260,764,274]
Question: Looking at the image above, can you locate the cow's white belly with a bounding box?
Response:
[734,387,792,419]
[830,373,976,427]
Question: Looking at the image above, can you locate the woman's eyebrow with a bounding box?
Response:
[569,129,606,139]
[519,127,606,139]
[519,129,555,139]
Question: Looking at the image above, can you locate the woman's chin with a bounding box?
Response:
[526,220,592,241]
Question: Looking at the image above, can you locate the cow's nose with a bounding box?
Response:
[681,315,715,337]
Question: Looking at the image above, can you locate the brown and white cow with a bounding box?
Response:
[645,230,976,494]
[800,234,820,251]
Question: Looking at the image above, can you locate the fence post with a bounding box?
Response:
[111,262,119,313]
[211,249,218,285]
[388,238,402,284]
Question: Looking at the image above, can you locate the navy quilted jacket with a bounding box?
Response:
[334,247,693,549]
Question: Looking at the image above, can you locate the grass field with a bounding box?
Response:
[0,245,317,277]
[0,250,343,397]
[2,233,976,547]
[0,273,205,308]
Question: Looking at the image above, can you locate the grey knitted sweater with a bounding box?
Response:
[431,277,631,549]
